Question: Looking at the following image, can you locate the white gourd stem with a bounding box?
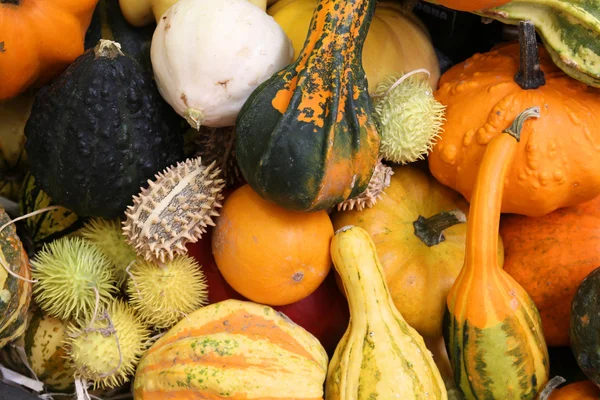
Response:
[0,205,62,284]
[371,68,431,99]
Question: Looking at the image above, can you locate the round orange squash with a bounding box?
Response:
[212,184,333,306]
[0,0,98,100]
[133,299,328,399]
[331,165,504,338]
[500,194,600,346]
[428,24,600,217]
[548,381,600,400]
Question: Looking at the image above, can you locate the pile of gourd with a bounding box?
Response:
[1,0,600,399]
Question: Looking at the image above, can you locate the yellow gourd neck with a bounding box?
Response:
[463,107,540,276]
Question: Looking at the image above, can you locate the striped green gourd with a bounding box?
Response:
[475,1,600,87]
[327,225,447,399]
[443,108,550,399]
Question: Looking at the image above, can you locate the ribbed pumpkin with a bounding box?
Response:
[133,299,328,399]
[444,107,549,399]
[428,21,600,217]
[0,206,32,349]
[236,0,380,212]
[500,194,600,347]
[331,165,504,338]
[267,0,440,90]
[327,225,447,399]
[0,0,99,100]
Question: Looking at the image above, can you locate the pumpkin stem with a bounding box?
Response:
[413,209,466,247]
[538,376,567,400]
[503,106,541,142]
[514,21,545,90]
[184,108,206,131]
[94,39,124,60]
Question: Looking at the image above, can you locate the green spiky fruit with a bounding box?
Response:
[126,255,208,329]
[79,218,137,286]
[373,72,446,164]
[65,300,150,389]
[31,237,117,322]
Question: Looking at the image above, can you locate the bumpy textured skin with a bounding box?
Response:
[123,157,224,263]
[24,42,185,219]
[327,226,447,399]
[133,299,328,399]
[571,267,600,387]
[444,125,549,399]
[475,1,600,87]
[429,42,600,217]
[236,0,381,212]
[0,207,31,350]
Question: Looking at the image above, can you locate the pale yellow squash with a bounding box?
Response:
[267,0,440,90]
[327,225,447,399]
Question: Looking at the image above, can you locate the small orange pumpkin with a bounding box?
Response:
[424,0,510,11]
[212,184,334,306]
[500,194,600,346]
[0,0,98,100]
[428,21,600,217]
[547,381,600,400]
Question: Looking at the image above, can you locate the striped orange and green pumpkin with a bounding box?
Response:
[133,299,328,399]
[18,173,84,252]
[0,206,32,349]
[443,107,550,399]
[235,0,380,212]
[327,225,447,399]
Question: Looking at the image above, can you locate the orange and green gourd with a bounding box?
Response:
[235,0,380,211]
[443,106,550,399]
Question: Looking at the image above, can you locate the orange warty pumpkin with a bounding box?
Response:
[500,194,600,346]
[425,0,510,11]
[212,184,334,306]
[0,0,98,100]
[428,22,600,217]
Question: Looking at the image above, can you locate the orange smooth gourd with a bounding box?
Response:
[212,184,334,306]
[500,194,600,346]
[428,26,600,217]
[0,0,98,100]
[548,381,600,400]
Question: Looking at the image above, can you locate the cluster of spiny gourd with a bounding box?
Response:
[26,156,225,391]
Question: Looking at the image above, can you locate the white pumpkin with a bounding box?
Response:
[151,0,294,129]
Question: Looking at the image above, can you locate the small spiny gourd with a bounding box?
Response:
[373,71,446,164]
[194,126,244,188]
[123,157,225,263]
[79,218,137,286]
[65,300,150,389]
[337,159,393,212]
[30,237,118,322]
[126,255,208,329]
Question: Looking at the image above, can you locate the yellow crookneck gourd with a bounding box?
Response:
[119,0,267,27]
[327,225,447,399]
[444,107,550,399]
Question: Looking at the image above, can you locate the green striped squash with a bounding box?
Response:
[0,206,32,349]
[24,308,75,392]
[133,299,328,399]
[327,225,447,399]
[476,1,600,87]
[18,173,84,252]
[443,109,550,399]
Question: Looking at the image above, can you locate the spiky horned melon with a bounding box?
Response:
[123,157,225,263]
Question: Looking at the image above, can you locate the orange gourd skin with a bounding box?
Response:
[425,0,510,11]
[444,109,549,399]
[212,185,334,306]
[428,42,600,217]
[500,195,600,347]
[548,381,600,400]
[0,0,99,100]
